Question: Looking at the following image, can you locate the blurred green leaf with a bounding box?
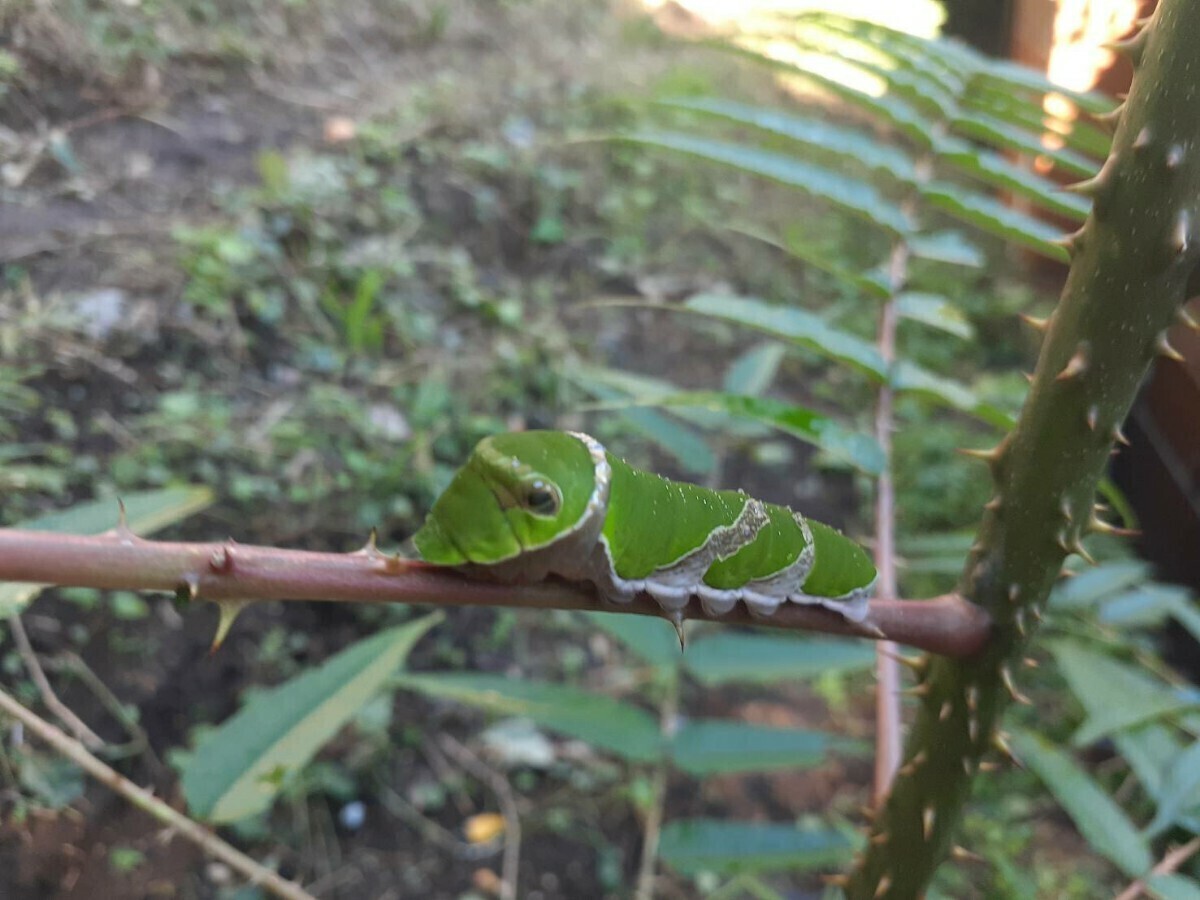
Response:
[684,293,887,378]
[0,487,213,617]
[623,131,910,234]
[1144,740,1200,837]
[659,97,918,184]
[181,614,441,822]
[1009,728,1153,878]
[683,633,875,686]
[578,378,717,475]
[938,139,1091,221]
[964,83,1112,160]
[952,111,1099,177]
[396,674,663,762]
[909,230,985,268]
[1049,641,1200,746]
[922,183,1068,262]
[973,60,1117,116]
[1051,561,1151,609]
[582,611,680,669]
[895,292,974,339]
[658,818,851,875]
[670,719,862,775]
[1147,874,1200,900]
[713,42,937,149]
[891,362,1016,428]
[723,342,787,397]
[627,391,884,475]
[723,222,891,297]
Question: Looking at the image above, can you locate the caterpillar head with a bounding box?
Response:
[413,431,607,572]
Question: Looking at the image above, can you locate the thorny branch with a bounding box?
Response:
[0,526,993,658]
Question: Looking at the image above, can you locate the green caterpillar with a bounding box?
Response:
[413,431,877,623]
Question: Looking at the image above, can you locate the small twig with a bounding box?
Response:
[872,196,926,799]
[438,734,522,900]
[7,613,104,749]
[45,651,158,768]
[0,685,315,900]
[0,529,994,658]
[1114,837,1200,900]
[634,672,680,900]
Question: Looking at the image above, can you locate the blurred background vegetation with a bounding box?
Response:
[2,0,1198,898]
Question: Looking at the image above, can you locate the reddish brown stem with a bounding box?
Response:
[0,528,992,657]
[873,236,906,800]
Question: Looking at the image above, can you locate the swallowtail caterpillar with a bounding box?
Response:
[413,431,877,627]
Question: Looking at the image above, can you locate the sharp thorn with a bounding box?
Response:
[1178,307,1200,331]
[1086,405,1099,431]
[874,875,893,898]
[1173,211,1191,256]
[958,446,1000,463]
[210,599,251,654]
[993,731,1023,768]
[870,831,889,845]
[1056,346,1089,381]
[355,527,384,559]
[939,700,953,721]
[1000,665,1032,705]
[1073,539,1098,565]
[824,874,850,888]
[1113,425,1131,446]
[923,806,936,841]
[209,544,234,574]
[669,611,686,652]
[952,845,984,863]
[1094,101,1125,130]
[1089,514,1140,537]
[1019,313,1050,333]
[1157,330,1186,362]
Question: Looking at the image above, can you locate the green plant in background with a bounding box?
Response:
[6,1,1200,897]
[562,6,1200,896]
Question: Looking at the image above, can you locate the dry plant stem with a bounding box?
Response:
[438,734,521,900]
[0,685,315,900]
[872,234,909,802]
[634,672,680,900]
[0,529,992,658]
[7,613,104,749]
[1114,836,1200,900]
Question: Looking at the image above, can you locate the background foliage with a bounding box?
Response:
[2,1,1199,898]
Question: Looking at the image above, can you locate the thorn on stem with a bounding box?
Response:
[209,544,234,574]
[210,599,251,655]
[1056,346,1089,381]
[1000,665,1032,705]
[1157,330,1186,362]
[669,611,686,652]
[1019,313,1050,333]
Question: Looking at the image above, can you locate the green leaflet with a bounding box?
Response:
[413,431,877,624]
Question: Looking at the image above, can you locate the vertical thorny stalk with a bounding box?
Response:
[847,1,1200,896]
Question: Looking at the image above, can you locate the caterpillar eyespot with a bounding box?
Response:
[525,481,560,516]
[413,430,876,623]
